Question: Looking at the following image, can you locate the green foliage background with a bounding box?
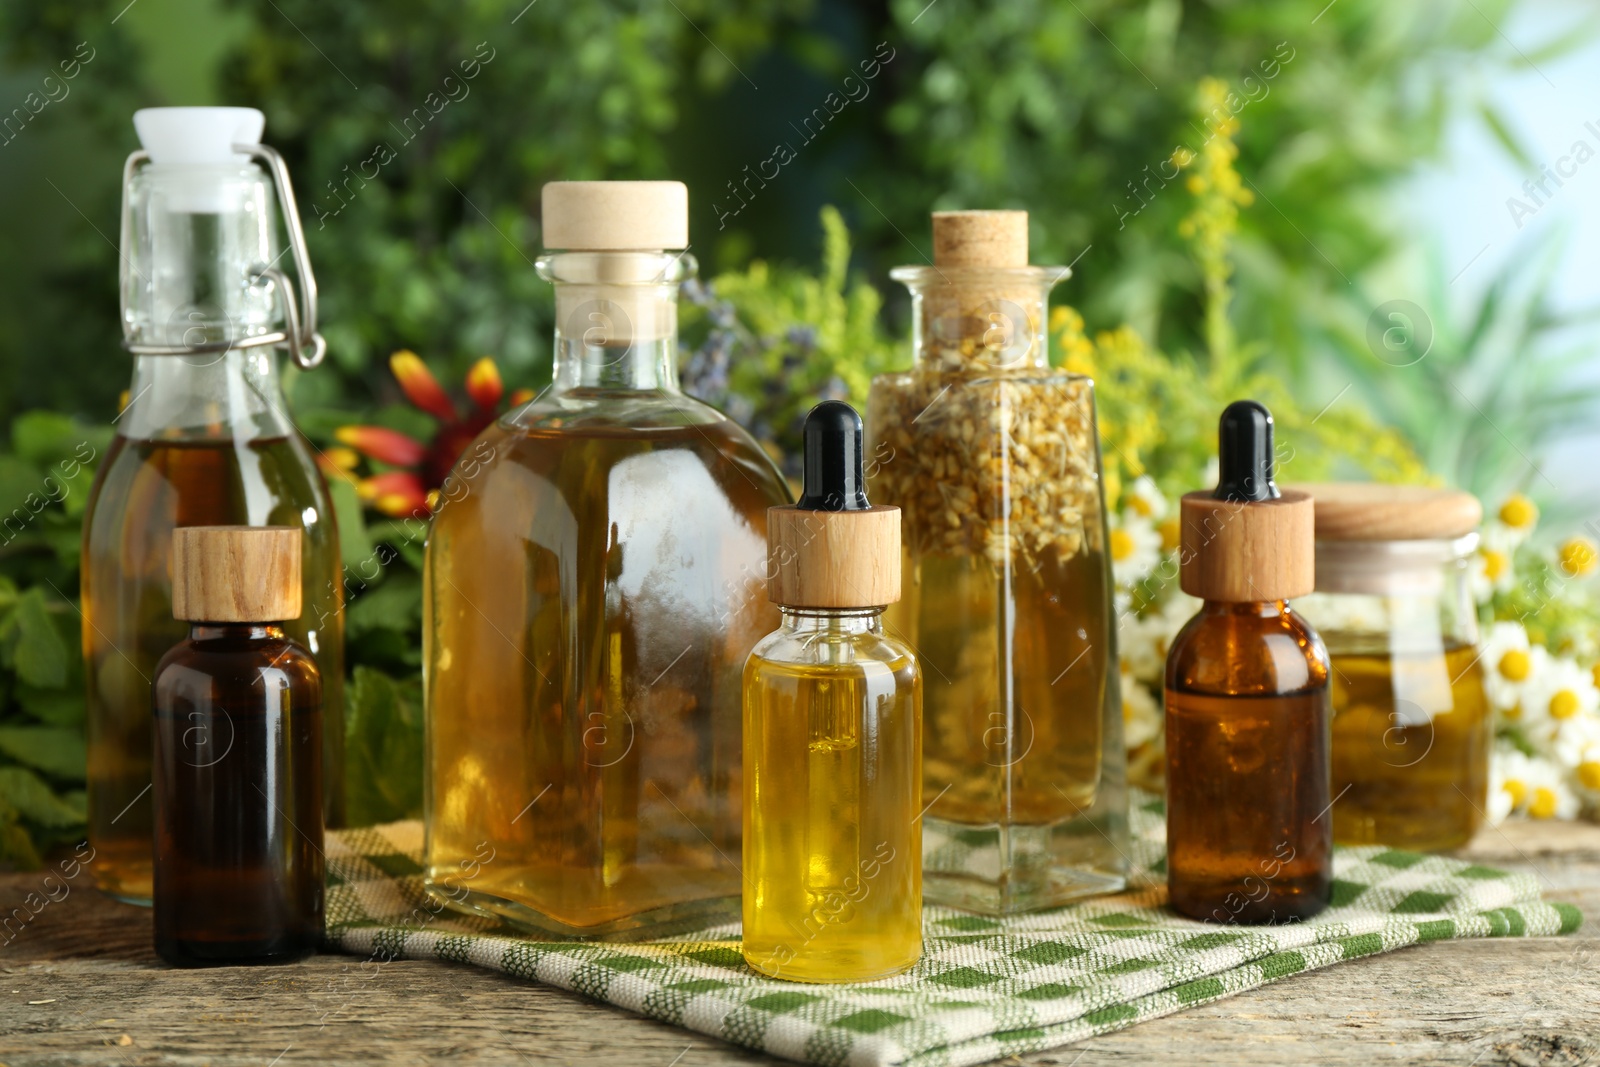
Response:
[0,0,1591,861]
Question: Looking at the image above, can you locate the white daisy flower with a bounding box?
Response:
[1123,475,1168,522]
[1487,746,1521,825]
[1469,526,1517,603]
[1492,748,1574,819]
[1526,760,1580,820]
[1121,667,1163,749]
[1477,621,1534,713]
[1517,653,1599,741]
[1495,494,1539,546]
[1109,513,1163,589]
[1549,707,1600,768]
[1117,610,1166,684]
[1571,736,1600,804]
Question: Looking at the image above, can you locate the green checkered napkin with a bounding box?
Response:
[324,796,1581,1067]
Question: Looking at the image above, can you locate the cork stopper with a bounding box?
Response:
[1179,401,1314,602]
[1291,482,1482,542]
[932,211,1029,267]
[768,402,902,609]
[171,526,302,623]
[541,181,688,251]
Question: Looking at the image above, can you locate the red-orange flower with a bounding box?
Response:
[335,351,517,516]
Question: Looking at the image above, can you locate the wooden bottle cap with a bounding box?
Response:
[1290,482,1482,541]
[541,181,688,250]
[932,210,1028,267]
[1179,490,1314,602]
[767,506,901,609]
[171,526,302,622]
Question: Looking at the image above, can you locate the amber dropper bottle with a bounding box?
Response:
[1165,401,1332,924]
[153,526,324,966]
[743,401,923,982]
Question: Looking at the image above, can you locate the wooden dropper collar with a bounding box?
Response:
[767,401,901,609]
[1179,400,1314,602]
[171,525,302,622]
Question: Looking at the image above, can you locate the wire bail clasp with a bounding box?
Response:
[119,142,327,370]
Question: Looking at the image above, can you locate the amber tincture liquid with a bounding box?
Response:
[425,419,786,935]
[83,436,344,904]
[743,636,922,981]
[1329,639,1490,850]
[153,622,324,966]
[1166,601,1332,923]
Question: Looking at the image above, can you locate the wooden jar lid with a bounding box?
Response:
[1179,489,1315,602]
[1290,482,1482,541]
[767,505,901,609]
[932,210,1028,267]
[541,181,688,250]
[171,525,302,622]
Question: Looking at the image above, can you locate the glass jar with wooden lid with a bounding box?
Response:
[1292,483,1490,851]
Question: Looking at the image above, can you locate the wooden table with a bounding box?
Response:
[3,820,1597,1066]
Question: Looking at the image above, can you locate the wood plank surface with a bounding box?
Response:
[1,820,1596,1066]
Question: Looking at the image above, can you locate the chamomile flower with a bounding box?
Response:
[1492,748,1575,819]
[1470,527,1517,602]
[1109,513,1163,589]
[1121,666,1163,749]
[1558,536,1599,579]
[1518,654,1599,739]
[1496,493,1539,544]
[1123,475,1169,522]
[1487,746,1524,825]
[1478,621,1534,713]
[1572,737,1600,803]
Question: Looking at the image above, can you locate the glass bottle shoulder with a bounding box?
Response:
[748,620,917,675]
[1166,600,1330,698]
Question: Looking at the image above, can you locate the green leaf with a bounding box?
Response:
[0,726,86,781]
[347,571,422,637]
[327,476,373,572]
[0,766,86,829]
[15,685,84,727]
[344,666,424,826]
[5,589,69,689]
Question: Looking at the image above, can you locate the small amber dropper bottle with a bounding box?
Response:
[1165,401,1332,924]
[743,401,923,982]
[153,526,324,966]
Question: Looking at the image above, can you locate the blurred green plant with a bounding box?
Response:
[681,205,899,474]
[1320,232,1600,519]
[0,413,111,866]
[1056,79,1427,526]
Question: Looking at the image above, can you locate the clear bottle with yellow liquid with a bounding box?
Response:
[867,210,1126,913]
[83,108,344,904]
[423,181,792,938]
[743,402,922,982]
[1293,483,1491,851]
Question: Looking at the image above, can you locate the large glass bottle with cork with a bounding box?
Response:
[83,108,344,905]
[423,181,792,938]
[867,210,1127,913]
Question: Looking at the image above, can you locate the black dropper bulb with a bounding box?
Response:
[796,400,870,512]
[1214,399,1281,502]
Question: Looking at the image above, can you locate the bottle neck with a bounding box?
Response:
[120,349,293,442]
[188,623,287,643]
[538,251,692,395]
[1199,599,1293,618]
[778,607,884,636]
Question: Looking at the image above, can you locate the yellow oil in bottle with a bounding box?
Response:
[891,545,1107,823]
[83,434,345,904]
[1328,639,1490,851]
[742,649,921,983]
[424,418,787,936]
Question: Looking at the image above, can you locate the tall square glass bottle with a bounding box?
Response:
[867,211,1127,913]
